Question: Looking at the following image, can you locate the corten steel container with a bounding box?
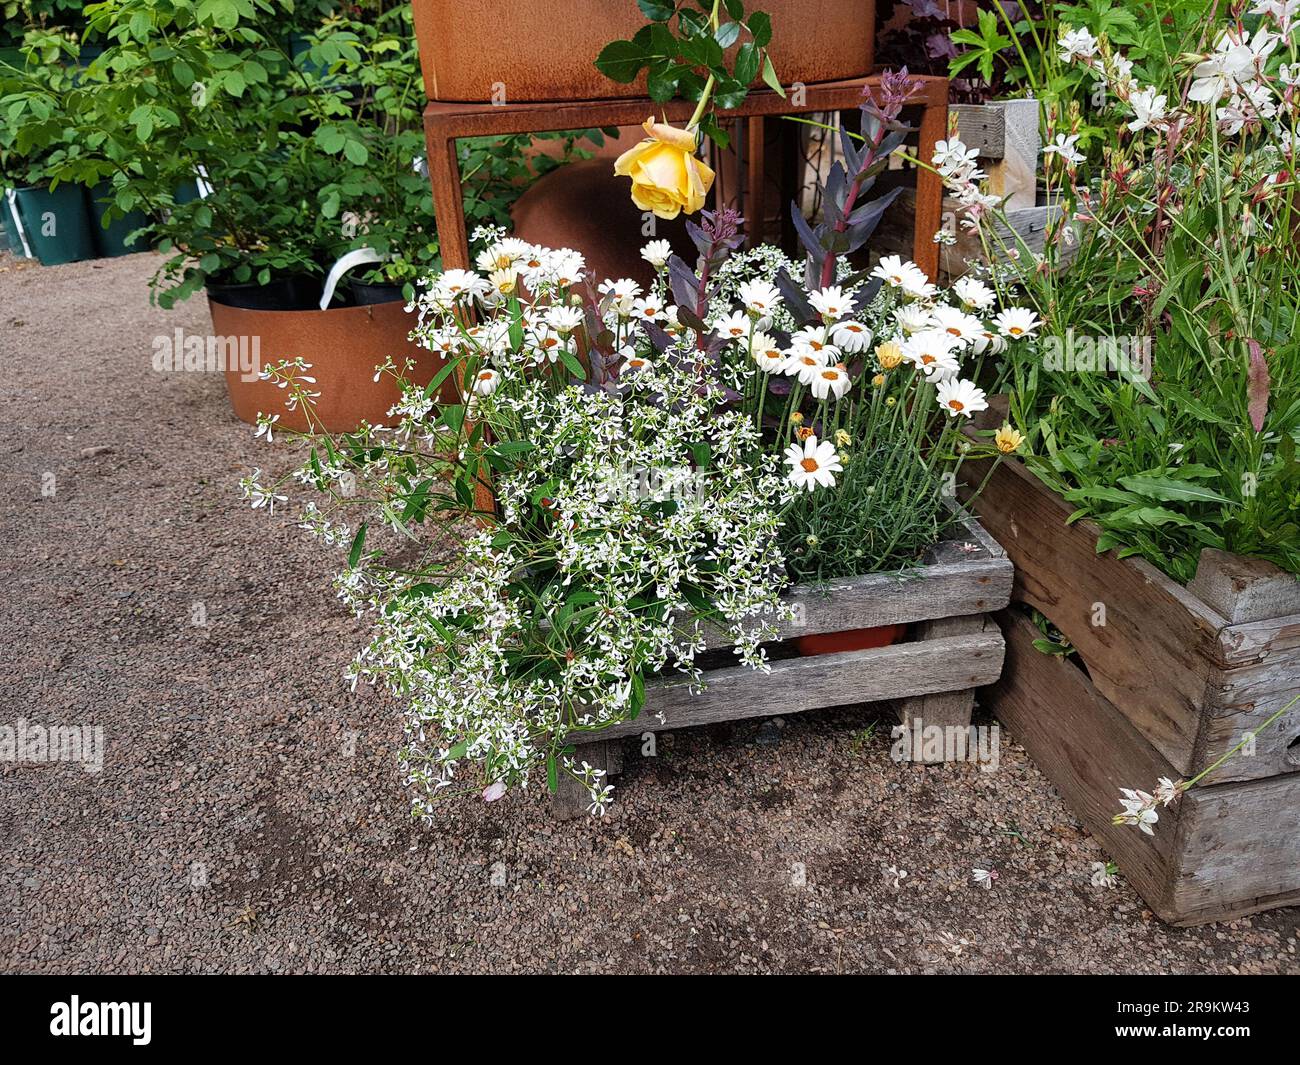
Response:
[208,296,444,433]
[412,0,876,102]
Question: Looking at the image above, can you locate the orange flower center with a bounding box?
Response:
[800,458,820,473]
[820,370,838,380]
[949,399,964,410]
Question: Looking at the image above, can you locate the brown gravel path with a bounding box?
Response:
[1,251,1296,975]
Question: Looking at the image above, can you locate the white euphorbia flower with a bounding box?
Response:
[784,435,843,491]
[809,363,853,401]
[1126,86,1169,131]
[640,239,672,268]
[1058,25,1099,63]
[994,307,1042,339]
[737,279,783,319]
[935,377,989,418]
[831,319,872,352]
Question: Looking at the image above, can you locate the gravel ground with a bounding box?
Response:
[1,251,1297,975]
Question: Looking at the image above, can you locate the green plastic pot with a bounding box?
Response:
[1,193,27,256]
[86,182,149,257]
[12,184,94,265]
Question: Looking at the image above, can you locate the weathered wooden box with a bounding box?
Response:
[965,455,1300,925]
[555,514,1014,816]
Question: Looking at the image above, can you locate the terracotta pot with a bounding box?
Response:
[412,0,875,102]
[511,157,698,288]
[797,623,905,657]
[208,297,445,433]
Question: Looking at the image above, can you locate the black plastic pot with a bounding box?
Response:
[206,274,319,310]
[350,279,407,306]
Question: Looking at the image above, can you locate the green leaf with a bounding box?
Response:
[559,349,587,380]
[734,41,760,85]
[636,0,675,19]
[760,53,784,96]
[347,523,367,569]
[1117,475,1234,505]
[546,752,558,793]
[748,10,773,47]
[343,139,369,166]
[714,21,741,48]
[594,39,647,83]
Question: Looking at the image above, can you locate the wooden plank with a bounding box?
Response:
[1188,548,1300,624]
[893,615,988,744]
[985,610,1182,919]
[950,104,1005,158]
[553,739,620,820]
[983,99,1038,211]
[963,454,1224,774]
[1167,772,1300,924]
[1193,650,1300,783]
[572,629,1005,743]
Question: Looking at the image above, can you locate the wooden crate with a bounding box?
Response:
[964,454,1300,925]
[554,514,1014,816]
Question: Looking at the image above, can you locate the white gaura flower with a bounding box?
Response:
[936,377,989,418]
[809,363,853,401]
[1188,29,1270,104]
[737,279,783,318]
[640,239,672,269]
[783,349,833,384]
[929,305,985,345]
[994,307,1042,339]
[971,868,998,890]
[1127,86,1169,131]
[784,435,843,491]
[1043,133,1085,167]
[1057,25,1098,63]
[952,277,995,311]
[809,284,850,321]
[1113,788,1160,835]
[547,305,584,334]
[1090,861,1118,889]
[631,295,667,323]
[871,254,934,298]
[472,368,500,396]
[830,319,872,352]
[902,329,961,380]
[933,138,980,174]
[598,277,641,316]
[713,310,752,341]
[894,304,933,334]
[750,332,787,374]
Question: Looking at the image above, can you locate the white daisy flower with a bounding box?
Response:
[547,305,584,334]
[789,325,839,362]
[809,363,853,401]
[471,368,500,396]
[952,277,996,311]
[546,250,586,288]
[994,307,1042,339]
[737,279,783,318]
[809,284,850,321]
[598,277,642,316]
[640,239,672,269]
[935,377,989,418]
[632,295,667,323]
[784,435,843,492]
[712,311,752,341]
[894,304,934,335]
[621,353,652,374]
[871,255,930,297]
[435,269,491,304]
[902,330,961,380]
[830,319,873,352]
[750,332,787,374]
[930,305,985,345]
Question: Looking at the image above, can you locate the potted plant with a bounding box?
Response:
[241,71,1041,820]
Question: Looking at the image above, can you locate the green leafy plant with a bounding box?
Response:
[596,0,783,150]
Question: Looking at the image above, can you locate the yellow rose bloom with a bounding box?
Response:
[995,424,1025,454]
[614,117,715,220]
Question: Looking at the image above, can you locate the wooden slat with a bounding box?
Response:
[573,628,1005,743]
[963,454,1225,774]
[1188,548,1300,624]
[985,610,1182,918]
[950,104,1005,158]
[1169,773,1300,925]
